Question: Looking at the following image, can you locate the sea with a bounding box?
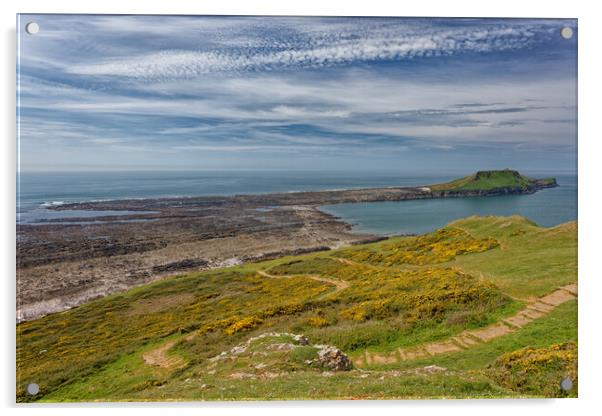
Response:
[17,170,577,235]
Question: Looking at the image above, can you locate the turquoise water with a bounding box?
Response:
[320,173,577,235]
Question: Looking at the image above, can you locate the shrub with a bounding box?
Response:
[340,300,392,322]
[339,228,499,266]
[224,316,263,335]
[305,316,329,327]
[487,342,577,397]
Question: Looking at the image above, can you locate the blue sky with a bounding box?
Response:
[17,15,577,173]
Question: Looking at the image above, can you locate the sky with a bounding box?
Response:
[17,15,577,173]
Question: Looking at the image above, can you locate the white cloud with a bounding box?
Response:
[65,24,550,79]
[19,67,576,152]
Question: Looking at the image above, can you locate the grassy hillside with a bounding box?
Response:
[431,169,556,192]
[16,215,577,401]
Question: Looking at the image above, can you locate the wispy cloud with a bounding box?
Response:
[65,22,557,79]
[17,15,577,171]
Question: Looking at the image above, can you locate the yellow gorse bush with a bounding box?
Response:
[488,342,577,397]
[268,229,507,330]
[305,316,329,327]
[494,342,577,374]
[224,316,263,335]
[339,227,499,266]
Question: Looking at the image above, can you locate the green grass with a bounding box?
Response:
[39,334,183,401]
[449,216,577,298]
[431,169,548,192]
[355,300,578,398]
[94,369,512,401]
[44,333,515,401]
[361,299,577,372]
[17,215,577,401]
[43,300,577,401]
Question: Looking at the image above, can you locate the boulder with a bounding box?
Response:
[317,346,352,371]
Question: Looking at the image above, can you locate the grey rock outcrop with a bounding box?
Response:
[317,346,353,371]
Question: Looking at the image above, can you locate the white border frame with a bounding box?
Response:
[2,1,599,415]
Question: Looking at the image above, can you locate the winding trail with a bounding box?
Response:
[144,256,576,371]
[336,257,380,270]
[145,265,350,369]
[257,269,349,296]
[354,283,577,366]
[142,340,185,369]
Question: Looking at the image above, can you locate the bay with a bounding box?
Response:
[320,173,577,235]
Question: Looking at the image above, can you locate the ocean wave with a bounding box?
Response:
[40,201,65,207]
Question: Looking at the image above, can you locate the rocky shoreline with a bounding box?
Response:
[46,178,558,212]
[16,179,557,322]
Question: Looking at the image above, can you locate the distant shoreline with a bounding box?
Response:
[45,179,558,215]
[18,170,571,214]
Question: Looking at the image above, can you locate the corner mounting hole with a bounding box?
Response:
[560,377,573,391]
[560,27,573,40]
[25,22,39,35]
[26,383,40,395]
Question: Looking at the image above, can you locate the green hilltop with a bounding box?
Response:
[431,169,557,192]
